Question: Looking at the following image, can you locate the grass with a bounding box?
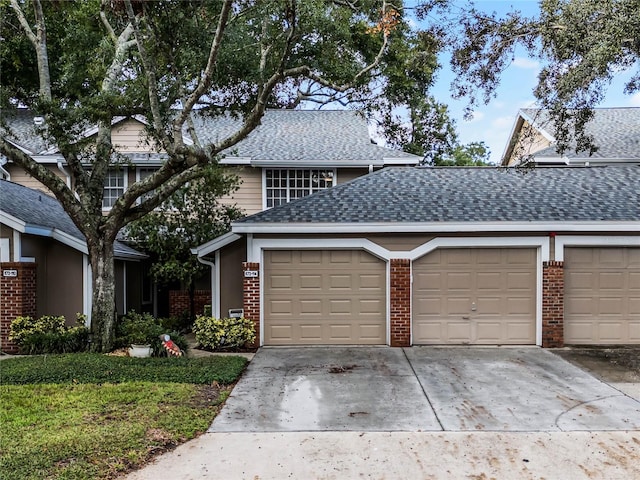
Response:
[0,354,247,480]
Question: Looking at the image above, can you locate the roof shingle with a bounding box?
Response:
[236,166,640,225]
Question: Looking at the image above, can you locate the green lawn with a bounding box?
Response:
[0,354,247,480]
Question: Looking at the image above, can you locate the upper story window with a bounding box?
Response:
[265,169,334,208]
[136,167,158,203]
[102,168,127,209]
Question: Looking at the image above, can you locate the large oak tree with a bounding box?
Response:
[1,0,440,351]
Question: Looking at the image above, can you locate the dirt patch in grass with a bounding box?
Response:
[554,346,640,383]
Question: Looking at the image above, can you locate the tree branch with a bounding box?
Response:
[174,0,234,139]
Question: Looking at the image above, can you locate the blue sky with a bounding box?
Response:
[421,0,640,163]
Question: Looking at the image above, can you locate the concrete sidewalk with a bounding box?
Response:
[123,431,640,479]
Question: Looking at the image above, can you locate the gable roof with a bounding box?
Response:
[503,108,640,165]
[0,180,145,259]
[1,109,420,167]
[232,166,640,233]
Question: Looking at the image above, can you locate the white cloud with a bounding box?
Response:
[512,57,540,70]
[492,116,515,130]
[628,92,640,107]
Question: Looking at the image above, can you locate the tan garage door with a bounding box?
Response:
[413,248,537,345]
[264,250,386,345]
[565,247,640,344]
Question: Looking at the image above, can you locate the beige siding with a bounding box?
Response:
[111,118,159,152]
[218,167,263,215]
[367,235,436,251]
[503,120,553,166]
[219,237,246,318]
[264,250,386,345]
[336,168,370,185]
[565,247,640,344]
[6,164,66,193]
[412,248,537,345]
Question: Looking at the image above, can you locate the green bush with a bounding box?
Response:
[1,353,247,385]
[115,310,188,356]
[9,314,89,354]
[193,316,256,350]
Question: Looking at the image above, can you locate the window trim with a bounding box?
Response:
[102,167,128,211]
[262,168,337,210]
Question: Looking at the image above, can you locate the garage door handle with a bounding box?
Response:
[462,316,470,320]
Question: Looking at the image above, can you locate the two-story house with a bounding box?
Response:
[0,109,421,331]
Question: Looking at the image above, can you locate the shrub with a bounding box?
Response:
[115,310,188,356]
[9,314,89,354]
[193,316,256,350]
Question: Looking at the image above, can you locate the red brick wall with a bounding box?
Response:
[542,261,564,348]
[168,290,212,318]
[390,259,411,347]
[242,262,260,348]
[1,263,37,354]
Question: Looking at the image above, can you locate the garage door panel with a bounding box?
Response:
[565,247,640,344]
[264,250,386,345]
[268,274,293,290]
[413,248,536,345]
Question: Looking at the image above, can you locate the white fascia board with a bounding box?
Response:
[232,221,640,235]
[192,232,241,257]
[51,230,88,254]
[249,160,384,168]
[5,139,34,155]
[0,211,26,232]
[382,157,420,165]
[31,154,65,163]
[219,157,252,165]
[555,235,640,261]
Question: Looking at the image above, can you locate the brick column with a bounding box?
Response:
[242,262,260,348]
[542,261,564,348]
[1,262,37,354]
[390,259,411,347]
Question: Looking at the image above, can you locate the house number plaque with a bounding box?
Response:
[3,269,18,277]
[244,270,259,278]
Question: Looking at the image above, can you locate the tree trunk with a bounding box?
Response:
[89,238,117,352]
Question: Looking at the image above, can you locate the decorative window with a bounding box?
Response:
[265,169,334,208]
[102,168,127,209]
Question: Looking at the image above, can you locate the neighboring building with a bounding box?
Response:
[1,108,420,319]
[0,180,147,353]
[501,108,640,166]
[194,166,640,347]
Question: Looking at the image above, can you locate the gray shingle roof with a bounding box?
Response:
[191,109,419,164]
[521,108,640,160]
[236,166,640,225]
[2,109,420,165]
[0,180,145,259]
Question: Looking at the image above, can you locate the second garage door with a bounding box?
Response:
[565,247,640,344]
[413,248,537,345]
[264,250,386,345]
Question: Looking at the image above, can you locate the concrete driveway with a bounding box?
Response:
[212,346,640,433]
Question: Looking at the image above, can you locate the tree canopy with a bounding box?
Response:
[1,0,447,351]
[417,0,640,154]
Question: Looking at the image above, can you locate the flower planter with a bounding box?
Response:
[128,344,153,358]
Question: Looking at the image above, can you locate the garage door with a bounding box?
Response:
[413,248,537,345]
[565,247,640,344]
[264,250,386,345]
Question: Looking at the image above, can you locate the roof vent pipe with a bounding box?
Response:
[33,116,45,126]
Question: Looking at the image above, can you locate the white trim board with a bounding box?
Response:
[555,235,640,261]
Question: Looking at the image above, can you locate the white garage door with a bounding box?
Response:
[413,248,537,345]
[565,247,640,344]
[264,250,386,345]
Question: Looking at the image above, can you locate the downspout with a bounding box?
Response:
[368,164,374,173]
[56,161,71,187]
[197,256,217,317]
